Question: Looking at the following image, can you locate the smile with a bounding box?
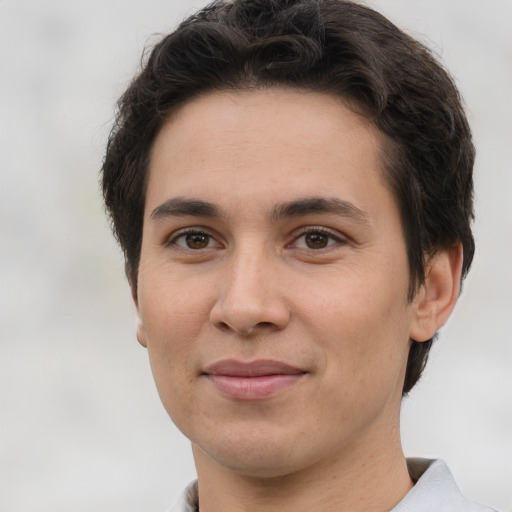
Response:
[202,359,307,400]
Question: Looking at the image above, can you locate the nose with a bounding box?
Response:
[209,247,291,336]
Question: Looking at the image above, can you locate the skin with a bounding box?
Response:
[135,88,462,512]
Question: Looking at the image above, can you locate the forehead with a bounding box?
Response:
[146,88,392,220]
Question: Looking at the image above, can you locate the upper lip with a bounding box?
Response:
[203,359,306,377]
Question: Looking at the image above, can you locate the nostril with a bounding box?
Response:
[213,320,277,335]
[256,322,274,329]
[210,298,291,334]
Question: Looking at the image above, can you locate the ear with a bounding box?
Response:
[409,244,464,342]
[130,281,148,348]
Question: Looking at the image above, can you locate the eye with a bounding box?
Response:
[291,228,344,250]
[170,229,220,250]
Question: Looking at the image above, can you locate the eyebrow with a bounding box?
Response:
[150,197,222,221]
[150,195,370,225]
[271,197,370,224]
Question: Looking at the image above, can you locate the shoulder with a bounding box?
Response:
[391,458,497,512]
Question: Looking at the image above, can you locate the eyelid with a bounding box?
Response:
[166,226,223,249]
[164,225,348,250]
[287,225,348,249]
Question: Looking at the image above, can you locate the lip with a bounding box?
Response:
[202,359,307,400]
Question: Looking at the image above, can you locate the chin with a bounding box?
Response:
[190,420,335,480]
[189,424,304,477]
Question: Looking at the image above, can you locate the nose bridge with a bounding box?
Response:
[210,239,290,334]
[230,242,267,292]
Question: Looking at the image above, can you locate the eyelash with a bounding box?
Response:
[167,226,346,252]
[167,228,220,250]
[288,227,347,250]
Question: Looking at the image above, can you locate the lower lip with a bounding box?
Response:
[206,374,304,400]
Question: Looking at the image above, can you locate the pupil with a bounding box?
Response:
[306,232,328,249]
[186,233,208,249]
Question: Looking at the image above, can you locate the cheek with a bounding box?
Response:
[296,266,412,383]
[142,305,202,433]
[304,289,411,435]
[137,276,213,404]
[139,265,214,343]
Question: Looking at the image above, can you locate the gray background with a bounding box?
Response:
[1,1,510,511]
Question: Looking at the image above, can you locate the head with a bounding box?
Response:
[102,0,474,395]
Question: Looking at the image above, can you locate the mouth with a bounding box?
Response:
[202,359,307,400]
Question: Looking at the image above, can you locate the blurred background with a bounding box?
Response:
[0,1,510,511]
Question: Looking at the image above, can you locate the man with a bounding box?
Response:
[101,0,495,510]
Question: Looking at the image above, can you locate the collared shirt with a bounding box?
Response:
[168,459,496,512]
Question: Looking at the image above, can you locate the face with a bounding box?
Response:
[136,88,421,478]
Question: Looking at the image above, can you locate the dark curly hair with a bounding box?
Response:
[101,0,475,395]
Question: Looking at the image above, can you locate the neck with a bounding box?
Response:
[192,422,413,512]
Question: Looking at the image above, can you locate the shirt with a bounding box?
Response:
[168,458,496,512]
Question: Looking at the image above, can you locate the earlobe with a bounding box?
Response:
[131,282,148,348]
[409,244,463,342]
[135,313,148,348]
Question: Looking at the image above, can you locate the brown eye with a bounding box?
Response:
[304,232,329,249]
[185,232,211,249]
[291,229,344,251]
[170,229,221,251]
